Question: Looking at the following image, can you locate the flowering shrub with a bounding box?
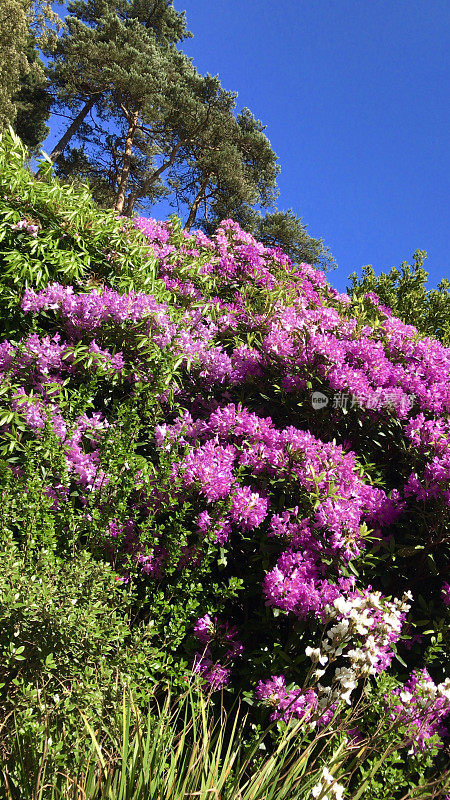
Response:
[388,669,450,753]
[0,132,449,797]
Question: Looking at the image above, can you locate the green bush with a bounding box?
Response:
[348,250,450,345]
[0,130,160,338]
[0,539,165,776]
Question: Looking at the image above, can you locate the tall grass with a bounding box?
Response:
[2,683,447,800]
[1,684,315,799]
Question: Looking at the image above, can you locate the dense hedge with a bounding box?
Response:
[0,131,449,798]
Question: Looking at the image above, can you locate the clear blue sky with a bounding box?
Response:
[45,0,449,292]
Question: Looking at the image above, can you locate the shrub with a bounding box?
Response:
[0,130,449,798]
[347,250,450,345]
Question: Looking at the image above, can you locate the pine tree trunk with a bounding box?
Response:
[123,143,183,217]
[124,192,137,217]
[184,176,209,231]
[49,96,97,163]
[114,109,139,214]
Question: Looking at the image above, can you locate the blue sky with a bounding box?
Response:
[45,0,449,292]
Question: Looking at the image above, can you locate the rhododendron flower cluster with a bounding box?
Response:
[191,654,231,690]
[389,669,450,752]
[193,613,243,658]
[135,218,450,421]
[314,589,412,706]
[442,582,450,606]
[22,284,172,335]
[192,613,243,689]
[156,403,405,629]
[404,414,450,503]
[256,675,321,725]
[1,212,449,751]
[10,218,39,236]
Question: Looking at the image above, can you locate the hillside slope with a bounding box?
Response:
[0,131,449,797]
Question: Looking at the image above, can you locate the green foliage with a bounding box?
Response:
[347,250,450,344]
[13,33,51,153]
[0,0,29,132]
[0,540,147,777]
[0,130,161,335]
[0,410,228,775]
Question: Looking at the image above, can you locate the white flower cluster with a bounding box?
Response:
[311,766,345,800]
[306,590,412,707]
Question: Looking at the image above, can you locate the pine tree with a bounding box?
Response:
[51,32,195,211]
[13,33,52,152]
[46,0,190,170]
[0,0,29,133]
[166,101,279,231]
[45,0,280,226]
[119,70,237,217]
